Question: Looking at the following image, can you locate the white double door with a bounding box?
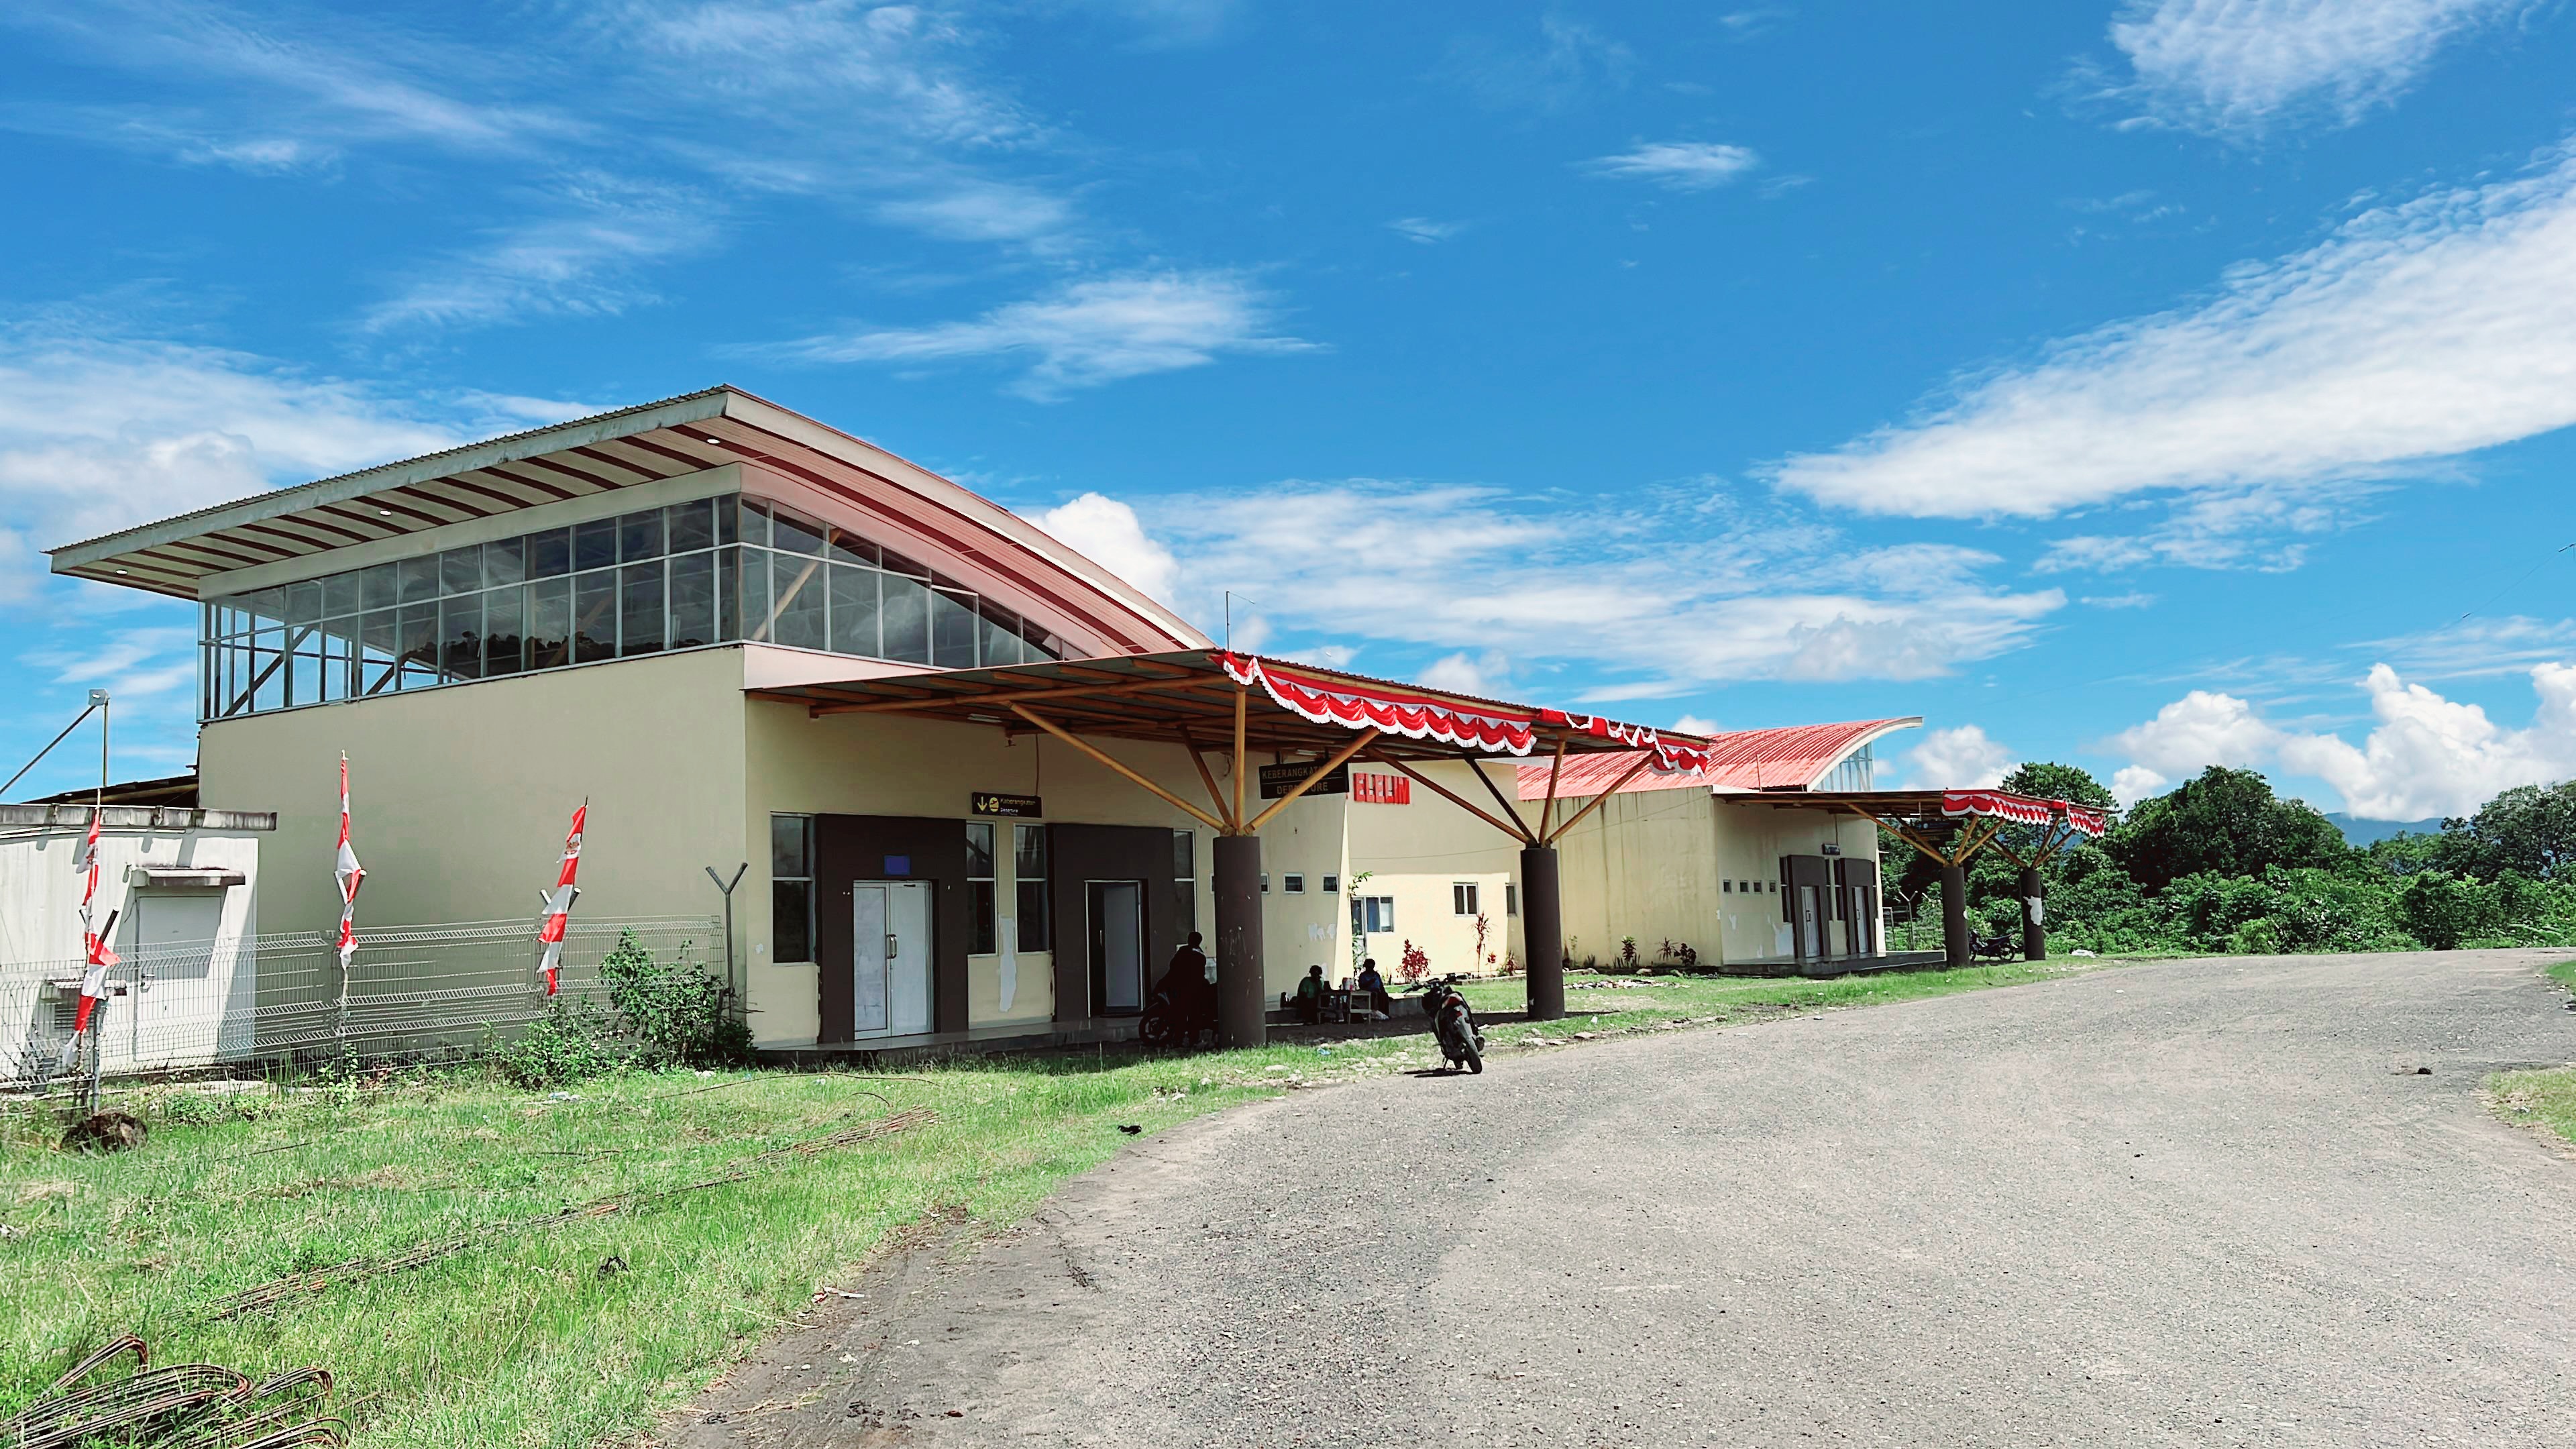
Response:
[851,881,932,1039]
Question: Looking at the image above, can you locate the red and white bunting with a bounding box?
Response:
[1941,788,2116,837]
[1218,652,1713,773]
[535,804,587,996]
[2061,803,2111,839]
[334,753,365,972]
[67,808,119,1044]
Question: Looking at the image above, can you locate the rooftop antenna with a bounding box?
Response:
[2,690,109,801]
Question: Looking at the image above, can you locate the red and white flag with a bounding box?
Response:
[535,804,586,996]
[334,753,365,972]
[60,809,121,1067]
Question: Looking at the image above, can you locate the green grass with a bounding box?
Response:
[0,957,2116,1448]
[2489,959,2576,1152]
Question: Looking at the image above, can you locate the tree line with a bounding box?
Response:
[1880,765,2576,955]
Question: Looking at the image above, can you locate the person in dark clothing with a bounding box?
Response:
[1295,964,1328,1024]
[1166,931,1214,1032]
[1354,958,1391,1017]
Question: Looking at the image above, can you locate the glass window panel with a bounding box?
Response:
[769,814,809,876]
[619,508,664,562]
[737,498,769,548]
[360,611,398,696]
[828,564,879,657]
[826,528,875,567]
[1174,880,1195,938]
[667,498,716,553]
[668,551,715,649]
[978,612,1022,669]
[771,555,826,650]
[741,547,773,641]
[396,605,439,688]
[716,547,741,641]
[968,881,996,955]
[879,574,930,663]
[770,503,824,555]
[930,588,977,667]
[396,556,440,604]
[440,545,482,596]
[619,561,665,657]
[527,578,571,670]
[771,882,812,964]
[1022,619,1058,661]
[572,571,616,663]
[245,588,285,626]
[439,593,484,681]
[321,572,360,616]
[286,581,323,624]
[716,493,741,546]
[247,627,285,712]
[1015,823,1046,877]
[320,621,355,703]
[1017,879,1050,952]
[573,518,617,573]
[484,535,527,588]
[879,545,929,579]
[357,563,396,611]
[484,585,525,676]
[965,821,994,877]
[528,528,572,579]
[1172,830,1193,879]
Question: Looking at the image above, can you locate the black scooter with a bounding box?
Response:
[1425,981,1485,1074]
[1138,980,1218,1050]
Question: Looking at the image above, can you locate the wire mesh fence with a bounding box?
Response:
[3,914,722,1091]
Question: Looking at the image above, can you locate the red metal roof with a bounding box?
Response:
[1515,717,1919,800]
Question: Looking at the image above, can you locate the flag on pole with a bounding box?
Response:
[535,804,586,996]
[60,808,121,1067]
[334,753,365,971]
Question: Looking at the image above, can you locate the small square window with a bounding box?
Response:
[1723,880,1734,893]
[1260,873,1270,894]
[1323,874,1339,894]
[1283,874,1305,894]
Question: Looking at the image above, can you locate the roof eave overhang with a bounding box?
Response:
[47,389,735,592]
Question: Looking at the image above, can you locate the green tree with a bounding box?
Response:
[2110,765,2348,894]
[1996,761,2118,810]
[2447,782,2576,880]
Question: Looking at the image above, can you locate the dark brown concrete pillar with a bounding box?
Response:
[1213,833,1266,1048]
[1941,859,1970,969]
[2020,864,2047,961]
[1520,845,1564,1022]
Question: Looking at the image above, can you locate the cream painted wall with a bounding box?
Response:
[742,680,1236,1046]
[199,647,751,971]
[1343,761,1529,967]
[1709,802,1882,964]
[1546,788,1720,967]
[1355,870,1513,983]
[1254,790,1346,994]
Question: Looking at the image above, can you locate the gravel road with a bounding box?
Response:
[669,951,2576,1448]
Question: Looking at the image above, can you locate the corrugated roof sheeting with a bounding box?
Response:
[1515,717,1919,800]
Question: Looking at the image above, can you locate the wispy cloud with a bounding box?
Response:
[1772,140,2576,565]
[1389,217,1469,245]
[1444,16,1636,113]
[772,270,1318,400]
[1586,142,1762,191]
[362,174,721,333]
[1106,480,2063,696]
[2092,0,2522,137]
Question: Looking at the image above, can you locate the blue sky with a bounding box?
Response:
[4,0,2575,820]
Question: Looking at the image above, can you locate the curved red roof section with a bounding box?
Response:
[1515,717,1921,800]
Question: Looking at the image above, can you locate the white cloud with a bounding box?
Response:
[1773,142,2576,560]
[22,625,199,701]
[1028,492,1179,604]
[2102,0,2519,136]
[1389,217,1468,245]
[2110,765,2170,804]
[1586,142,1762,191]
[2082,591,2159,609]
[1127,480,2063,696]
[775,271,1317,399]
[1904,724,2016,789]
[1446,17,1636,113]
[362,174,721,333]
[1672,713,1721,736]
[2104,663,2576,818]
[1418,650,1511,696]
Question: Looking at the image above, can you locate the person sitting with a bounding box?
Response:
[1295,964,1328,1024]
[1354,958,1391,1018]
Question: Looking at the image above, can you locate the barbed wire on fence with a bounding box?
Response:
[2,914,720,1091]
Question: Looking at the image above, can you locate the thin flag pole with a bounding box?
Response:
[333,753,366,1061]
[536,800,588,997]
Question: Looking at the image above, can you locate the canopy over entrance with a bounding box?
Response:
[1771,788,2113,965]
[754,648,1712,1040]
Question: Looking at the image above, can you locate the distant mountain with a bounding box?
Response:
[2326,813,2446,847]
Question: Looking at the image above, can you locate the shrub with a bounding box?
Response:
[601,930,753,1069]
[2398,871,2498,951]
[494,997,623,1089]
[1398,940,1430,983]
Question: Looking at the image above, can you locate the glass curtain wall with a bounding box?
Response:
[200,494,1064,721]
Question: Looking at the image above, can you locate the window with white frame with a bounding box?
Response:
[771,814,815,963]
[1283,873,1305,894]
[1353,896,1395,934]
[1452,882,1480,916]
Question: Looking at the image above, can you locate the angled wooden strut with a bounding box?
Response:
[1010,704,1225,833]
[1362,750,1534,844]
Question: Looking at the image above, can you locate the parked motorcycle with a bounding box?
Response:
[1138,981,1217,1050]
[1426,980,1485,1074]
